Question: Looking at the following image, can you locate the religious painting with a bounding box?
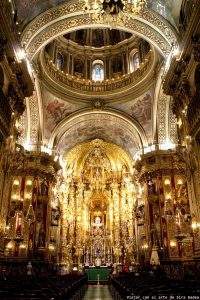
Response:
[111,87,154,144]
[57,115,140,157]
[42,88,86,141]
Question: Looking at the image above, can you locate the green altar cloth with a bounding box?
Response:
[85,267,111,282]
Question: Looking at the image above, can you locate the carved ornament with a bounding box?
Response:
[21,1,177,60]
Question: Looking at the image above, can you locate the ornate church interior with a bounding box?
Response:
[0,0,200,299]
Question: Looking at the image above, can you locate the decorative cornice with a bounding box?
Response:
[135,150,186,182]
[4,150,60,181]
[57,33,138,55]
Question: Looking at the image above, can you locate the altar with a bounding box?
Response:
[85,266,111,283]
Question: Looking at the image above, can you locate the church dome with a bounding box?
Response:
[63,28,132,48]
[41,28,153,103]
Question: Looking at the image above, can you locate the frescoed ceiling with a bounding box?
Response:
[15,0,66,24]
[55,114,142,157]
[41,88,86,142]
[42,77,154,150]
[17,0,181,158]
[149,0,183,26]
[41,84,154,151]
[110,87,154,144]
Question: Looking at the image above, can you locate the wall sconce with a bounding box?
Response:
[12,194,19,200]
[170,240,177,248]
[24,193,31,199]
[19,243,27,249]
[13,179,20,186]
[164,178,171,185]
[191,221,200,230]
[177,118,182,128]
[48,244,55,251]
[4,225,10,237]
[6,241,14,250]
[142,243,148,250]
[165,193,171,200]
[26,180,32,186]
[5,225,10,231]
[177,179,183,185]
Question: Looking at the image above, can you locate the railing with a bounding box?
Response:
[43,51,153,93]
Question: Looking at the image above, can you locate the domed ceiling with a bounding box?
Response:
[17,0,179,160]
[63,29,132,47]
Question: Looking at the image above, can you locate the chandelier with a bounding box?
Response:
[84,0,147,25]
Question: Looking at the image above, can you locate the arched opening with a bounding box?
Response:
[130,51,140,73]
[92,60,104,81]
[56,52,64,70]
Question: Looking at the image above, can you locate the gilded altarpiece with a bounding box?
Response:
[0,146,60,259]
[58,140,136,269]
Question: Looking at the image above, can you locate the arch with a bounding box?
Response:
[130,51,140,73]
[92,60,104,81]
[56,52,64,70]
[22,1,178,60]
[48,108,148,157]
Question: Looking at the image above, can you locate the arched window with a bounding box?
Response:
[92,60,104,81]
[130,52,140,73]
[56,52,64,70]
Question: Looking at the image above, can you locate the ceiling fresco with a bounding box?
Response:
[15,0,66,23]
[110,87,154,144]
[148,0,183,26]
[56,115,141,157]
[42,88,86,141]
[41,82,153,151]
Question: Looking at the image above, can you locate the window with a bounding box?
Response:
[92,60,104,81]
[130,52,140,73]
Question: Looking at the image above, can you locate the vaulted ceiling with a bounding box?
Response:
[17,0,180,158]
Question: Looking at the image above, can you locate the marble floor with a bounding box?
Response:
[83,285,113,300]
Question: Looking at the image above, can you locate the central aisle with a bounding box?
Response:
[83,285,113,300]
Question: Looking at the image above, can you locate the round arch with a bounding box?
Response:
[22,0,178,60]
[48,108,148,157]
